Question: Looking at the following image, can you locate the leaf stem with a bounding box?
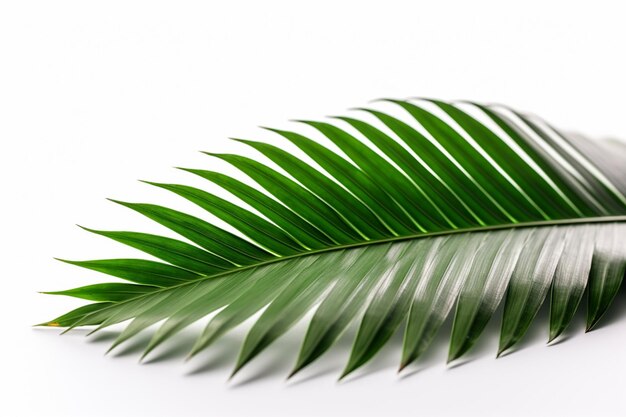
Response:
[62,215,626,328]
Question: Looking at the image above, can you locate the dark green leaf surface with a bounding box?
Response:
[206,152,360,243]
[361,108,509,224]
[145,182,304,255]
[180,168,332,249]
[301,120,451,230]
[467,103,593,216]
[43,283,158,302]
[265,129,423,233]
[56,258,200,287]
[82,227,234,273]
[109,201,270,265]
[334,115,479,227]
[235,136,394,238]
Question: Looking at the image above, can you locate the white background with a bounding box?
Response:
[2,1,626,416]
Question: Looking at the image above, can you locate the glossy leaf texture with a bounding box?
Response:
[40,98,626,380]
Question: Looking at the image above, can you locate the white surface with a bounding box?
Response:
[2,1,626,416]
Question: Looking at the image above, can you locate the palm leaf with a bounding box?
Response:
[40,98,626,380]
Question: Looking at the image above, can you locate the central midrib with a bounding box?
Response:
[69,215,626,326]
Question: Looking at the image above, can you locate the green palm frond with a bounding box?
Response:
[40,98,626,380]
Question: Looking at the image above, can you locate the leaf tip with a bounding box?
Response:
[228,367,241,381]
[86,326,100,337]
[229,137,255,146]
[585,315,602,332]
[447,346,464,364]
[338,364,356,382]
[186,344,202,362]
[36,321,61,327]
[411,96,439,104]
[496,347,508,358]
[77,225,106,238]
[397,362,409,374]
[258,125,278,133]
[337,374,349,383]
[290,119,314,126]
